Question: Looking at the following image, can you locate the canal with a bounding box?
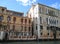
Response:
[0,41,60,44]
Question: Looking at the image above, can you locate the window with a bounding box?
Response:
[25,27,26,31]
[18,32,22,36]
[54,20,56,24]
[40,33,42,35]
[29,27,30,31]
[59,33,60,35]
[49,19,52,24]
[57,20,58,24]
[48,10,55,16]
[27,33,29,36]
[56,27,57,30]
[21,26,23,31]
[16,32,23,36]
[50,26,55,30]
[4,26,7,30]
[30,14,31,18]
[2,8,4,12]
[46,18,48,24]
[24,32,27,36]
[0,15,3,21]
[40,17,42,24]
[28,32,31,36]
[7,16,11,21]
[49,19,58,25]
[36,17,37,22]
[58,27,60,31]
[36,25,37,30]
[39,7,42,14]
[29,19,31,23]
[40,25,43,29]
[46,9,49,15]
[16,32,19,36]
[20,32,23,36]
[13,17,16,22]
[21,18,23,23]
[47,26,49,30]
[47,33,49,35]
[25,19,27,23]
[46,9,55,16]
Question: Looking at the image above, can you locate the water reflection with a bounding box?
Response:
[0,41,60,44]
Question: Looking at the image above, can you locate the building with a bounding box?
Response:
[0,6,35,40]
[27,3,60,39]
[9,16,34,40]
[0,6,23,31]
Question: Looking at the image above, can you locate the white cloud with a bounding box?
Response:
[16,0,37,6]
[49,2,60,9]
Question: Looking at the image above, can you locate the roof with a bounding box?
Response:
[0,6,7,9]
[7,10,23,14]
[27,3,60,14]
[37,3,60,11]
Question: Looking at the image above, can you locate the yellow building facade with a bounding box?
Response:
[0,6,36,40]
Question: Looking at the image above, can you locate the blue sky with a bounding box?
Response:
[0,0,60,15]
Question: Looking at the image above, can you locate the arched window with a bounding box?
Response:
[13,17,16,22]
[25,19,27,23]
[21,18,23,23]
[29,19,31,23]
[7,16,11,21]
[2,8,4,12]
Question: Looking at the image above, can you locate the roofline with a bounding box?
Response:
[37,3,60,11]
[0,6,24,14]
[27,3,60,14]
[0,6,7,9]
[7,10,24,14]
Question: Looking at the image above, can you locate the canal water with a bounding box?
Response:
[0,41,60,44]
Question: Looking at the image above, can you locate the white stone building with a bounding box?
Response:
[27,3,60,39]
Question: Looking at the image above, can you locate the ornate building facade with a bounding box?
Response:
[27,3,60,39]
[0,6,35,40]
